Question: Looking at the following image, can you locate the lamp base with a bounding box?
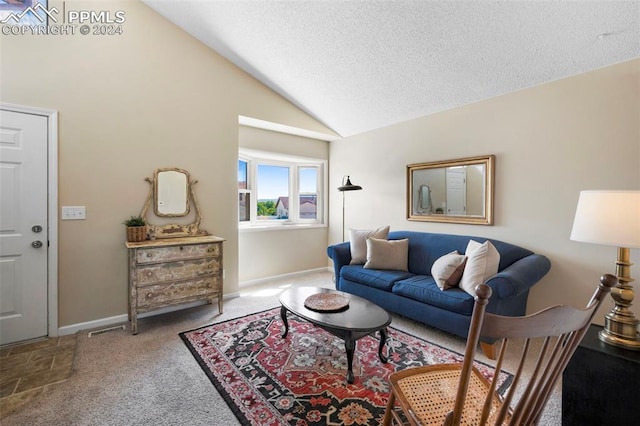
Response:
[598,247,640,351]
[599,311,640,351]
[598,330,640,351]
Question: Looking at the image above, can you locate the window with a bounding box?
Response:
[238,160,250,222]
[238,149,326,228]
[299,167,318,220]
[258,164,289,220]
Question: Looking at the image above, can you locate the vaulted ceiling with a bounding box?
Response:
[144,1,640,138]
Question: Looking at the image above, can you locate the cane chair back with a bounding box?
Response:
[383,274,617,426]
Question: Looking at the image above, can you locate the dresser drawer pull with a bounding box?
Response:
[147,271,153,277]
[179,246,184,251]
[146,292,153,299]
[207,247,215,253]
[146,253,152,258]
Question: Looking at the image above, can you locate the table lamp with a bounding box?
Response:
[570,190,640,350]
[337,176,362,242]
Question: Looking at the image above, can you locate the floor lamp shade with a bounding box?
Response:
[338,176,362,192]
[570,190,640,350]
[338,176,362,242]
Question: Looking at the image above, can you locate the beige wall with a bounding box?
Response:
[329,59,640,323]
[0,0,334,327]
[238,126,329,282]
[2,0,637,330]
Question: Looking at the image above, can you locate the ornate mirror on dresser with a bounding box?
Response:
[140,167,208,239]
[125,168,224,334]
[155,168,189,216]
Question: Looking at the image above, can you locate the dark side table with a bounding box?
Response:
[562,324,640,425]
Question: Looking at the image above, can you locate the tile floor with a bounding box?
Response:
[0,334,77,419]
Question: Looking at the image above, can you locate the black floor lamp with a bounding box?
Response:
[337,176,362,242]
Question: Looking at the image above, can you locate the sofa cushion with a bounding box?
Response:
[349,226,390,264]
[364,238,409,271]
[432,251,467,290]
[341,265,412,291]
[459,240,500,296]
[392,275,475,315]
[386,231,534,274]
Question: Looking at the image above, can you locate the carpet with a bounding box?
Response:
[180,308,512,426]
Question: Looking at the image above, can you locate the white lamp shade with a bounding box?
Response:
[570,190,640,248]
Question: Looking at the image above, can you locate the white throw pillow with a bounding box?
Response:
[432,251,468,290]
[459,240,500,296]
[363,238,409,271]
[349,226,390,264]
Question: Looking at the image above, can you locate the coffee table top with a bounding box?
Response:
[279,287,391,332]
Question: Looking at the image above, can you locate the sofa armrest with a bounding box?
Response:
[327,242,352,277]
[485,254,551,300]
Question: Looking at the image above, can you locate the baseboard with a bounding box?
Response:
[56,268,333,336]
[57,293,240,336]
[239,267,332,288]
[58,313,130,336]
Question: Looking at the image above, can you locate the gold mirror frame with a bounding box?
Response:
[407,155,495,225]
[140,168,207,238]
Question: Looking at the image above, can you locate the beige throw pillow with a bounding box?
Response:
[363,238,409,271]
[459,240,500,296]
[349,226,390,264]
[432,251,468,290]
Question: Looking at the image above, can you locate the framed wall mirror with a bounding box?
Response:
[407,155,495,225]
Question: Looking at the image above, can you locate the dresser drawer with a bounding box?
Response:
[136,243,220,264]
[136,277,221,308]
[136,258,221,285]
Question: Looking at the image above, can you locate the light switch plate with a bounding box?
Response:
[62,206,86,220]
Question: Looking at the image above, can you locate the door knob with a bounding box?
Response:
[31,240,43,248]
[32,225,43,233]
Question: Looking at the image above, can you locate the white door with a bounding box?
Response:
[0,110,49,345]
[446,167,467,215]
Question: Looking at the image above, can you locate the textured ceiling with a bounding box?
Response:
[144,0,640,138]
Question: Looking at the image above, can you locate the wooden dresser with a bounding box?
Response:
[125,235,225,334]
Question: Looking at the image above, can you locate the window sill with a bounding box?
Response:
[239,223,327,233]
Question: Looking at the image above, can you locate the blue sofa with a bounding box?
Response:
[327,231,551,358]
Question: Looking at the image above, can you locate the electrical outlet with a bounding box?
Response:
[62,206,86,220]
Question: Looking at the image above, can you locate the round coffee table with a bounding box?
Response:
[279,286,391,383]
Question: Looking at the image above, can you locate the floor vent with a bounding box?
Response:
[88,325,125,337]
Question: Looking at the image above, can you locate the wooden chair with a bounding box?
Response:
[382,274,617,426]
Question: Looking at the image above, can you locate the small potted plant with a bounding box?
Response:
[123,215,147,242]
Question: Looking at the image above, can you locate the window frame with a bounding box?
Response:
[238,148,327,230]
[238,159,251,222]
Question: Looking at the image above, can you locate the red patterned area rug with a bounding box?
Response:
[180,308,512,426]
